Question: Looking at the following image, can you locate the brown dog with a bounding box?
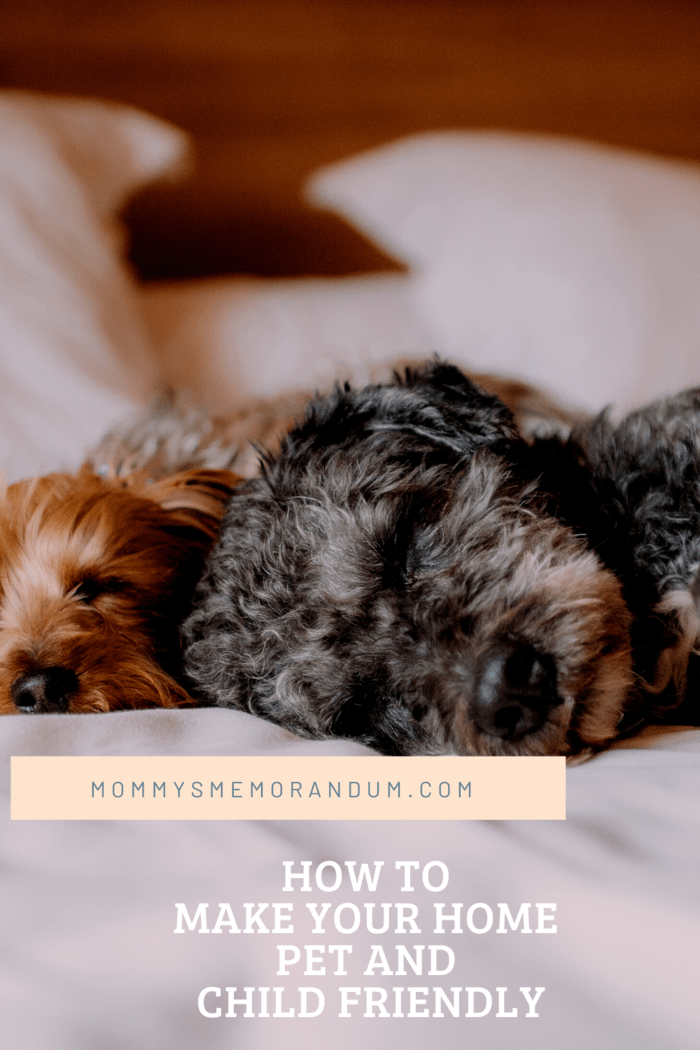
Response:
[0,465,239,714]
[0,392,306,715]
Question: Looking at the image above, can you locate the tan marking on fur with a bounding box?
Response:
[643,588,700,697]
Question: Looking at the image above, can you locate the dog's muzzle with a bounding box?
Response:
[472,639,562,741]
[11,668,79,713]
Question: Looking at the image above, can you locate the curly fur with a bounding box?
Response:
[183,361,632,756]
[89,389,309,482]
[528,387,700,728]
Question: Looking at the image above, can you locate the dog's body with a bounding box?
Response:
[529,388,700,730]
[0,392,303,715]
[183,362,632,756]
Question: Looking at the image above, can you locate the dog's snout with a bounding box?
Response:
[11,668,79,713]
[472,640,560,741]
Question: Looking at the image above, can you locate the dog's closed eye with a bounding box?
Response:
[376,492,446,588]
[376,522,428,589]
[378,523,452,590]
[72,577,129,604]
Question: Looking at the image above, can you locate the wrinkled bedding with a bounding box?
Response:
[2,710,699,1049]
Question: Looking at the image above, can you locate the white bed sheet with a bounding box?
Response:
[2,709,699,1049]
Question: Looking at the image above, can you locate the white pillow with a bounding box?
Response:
[0,91,188,481]
[140,272,435,410]
[308,132,700,414]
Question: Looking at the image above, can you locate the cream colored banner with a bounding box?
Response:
[11,755,565,820]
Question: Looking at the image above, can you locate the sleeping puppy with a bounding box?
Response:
[0,392,303,714]
[183,361,632,756]
[528,387,700,731]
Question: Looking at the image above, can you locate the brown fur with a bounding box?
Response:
[0,389,311,715]
[0,465,241,715]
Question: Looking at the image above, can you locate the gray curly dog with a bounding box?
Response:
[182,361,633,756]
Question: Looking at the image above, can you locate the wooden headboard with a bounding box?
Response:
[4,0,700,280]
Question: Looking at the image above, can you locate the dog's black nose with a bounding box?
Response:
[472,640,561,740]
[11,668,79,713]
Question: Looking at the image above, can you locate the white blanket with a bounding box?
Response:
[2,711,699,1049]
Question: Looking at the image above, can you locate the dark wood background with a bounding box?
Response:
[4,0,700,280]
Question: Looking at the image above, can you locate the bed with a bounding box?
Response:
[1,5,700,1047]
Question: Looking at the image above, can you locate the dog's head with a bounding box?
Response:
[184,362,633,756]
[0,466,239,714]
[528,388,700,727]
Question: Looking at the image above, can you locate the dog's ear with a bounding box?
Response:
[377,359,521,457]
[401,360,518,435]
[285,359,522,469]
[127,468,242,541]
